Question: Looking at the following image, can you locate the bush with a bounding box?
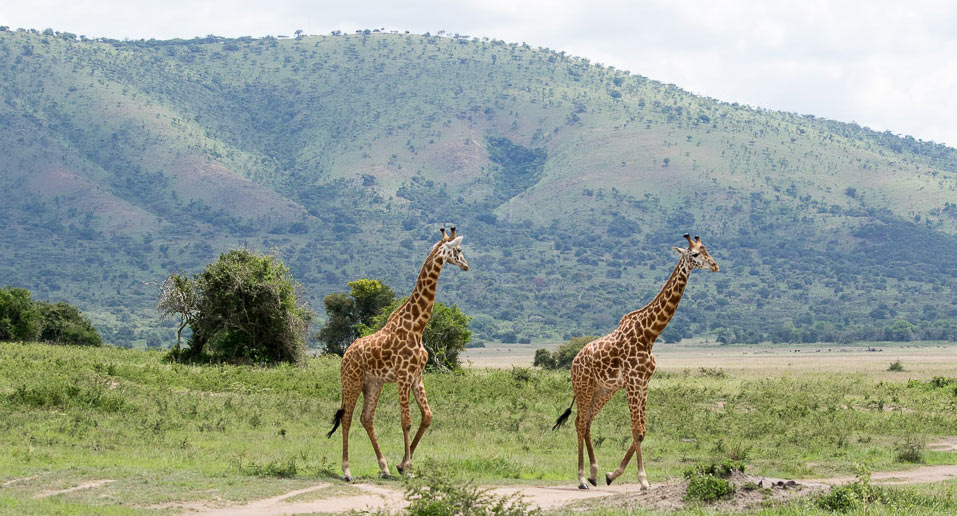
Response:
[37,301,102,346]
[392,461,538,516]
[532,335,597,370]
[888,360,904,372]
[0,287,43,341]
[817,466,878,512]
[165,249,313,365]
[0,287,101,346]
[894,435,925,463]
[685,473,735,502]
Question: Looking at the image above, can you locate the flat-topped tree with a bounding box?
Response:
[327,227,469,481]
[554,234,720,490]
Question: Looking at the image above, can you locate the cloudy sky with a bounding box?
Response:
[3,0,955,147]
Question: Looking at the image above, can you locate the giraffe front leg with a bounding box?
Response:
[624,383,651,490]
[396,380,414,475]
[409,376,432,457]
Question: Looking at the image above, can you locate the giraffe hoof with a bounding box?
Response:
[578,483,589,490]
[396,465,404,475]
[606,473,614,486]
[588,477,597,487]
[344,475,353,483]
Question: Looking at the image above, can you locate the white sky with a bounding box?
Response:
[2,0,956,148]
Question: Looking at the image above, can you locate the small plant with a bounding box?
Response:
[685,473,736,502]
[817,465,878,512]
[887,360,904,372]
[683,459,746,479]
[397,460,539,516]
[894,434,925,463]
[242,457,298,478]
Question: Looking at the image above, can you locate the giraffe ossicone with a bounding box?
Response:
[327,226,469,481]
[554,233,719,490]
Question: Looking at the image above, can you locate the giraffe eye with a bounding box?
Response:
[692,252,700,257]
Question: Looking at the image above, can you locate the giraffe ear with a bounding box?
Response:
[445,236,463,249]
[674,246,688,256]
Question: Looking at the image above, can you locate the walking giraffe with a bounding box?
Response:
[554,234,719,490]
[327,227,469,481]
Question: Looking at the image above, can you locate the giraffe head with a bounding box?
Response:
[674,233,719,272]
[436,226,469,271]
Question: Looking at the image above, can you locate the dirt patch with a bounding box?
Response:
[576,472,823,514]
[1,476,37,487]
[178,483,404,516]
[805,465,957,486]
[929,437,957,452]
[34,479,115,499]
[173,463,957,515]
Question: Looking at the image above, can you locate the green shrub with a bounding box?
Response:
[532,335,597,370]
[37,301,102,346]
[683,460,746,479]
[685,473,736,502]
[817,467,877,512]
[164,249,314,365]
[0,287,101,346]
[397,461,538,516]
[894,435,925,463]
[0,287,42,341]
[887,360,904,371]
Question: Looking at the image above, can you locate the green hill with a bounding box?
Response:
[1,27,956,346]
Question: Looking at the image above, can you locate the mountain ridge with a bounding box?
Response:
[1,28,955,347]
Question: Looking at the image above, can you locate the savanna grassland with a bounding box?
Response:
[2,341,957,515]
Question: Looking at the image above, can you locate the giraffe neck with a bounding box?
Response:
[386,245,445,337]
[624,256,693,342]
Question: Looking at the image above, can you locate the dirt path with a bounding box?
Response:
[805,464,957,486]
[34,479,115,499]
[179,483,404,516]
[172,462,957,515]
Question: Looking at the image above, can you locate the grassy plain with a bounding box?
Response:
[1,341,956,515]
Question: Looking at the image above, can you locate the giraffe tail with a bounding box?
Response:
[552,396,575,431]
[326,407,345,438]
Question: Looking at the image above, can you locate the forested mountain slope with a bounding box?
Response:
[2,28,956,346]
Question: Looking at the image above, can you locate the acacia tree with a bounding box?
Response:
[159,250,313,364]
[157,273,197,353]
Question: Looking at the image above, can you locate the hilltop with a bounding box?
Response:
[1,28,956,346]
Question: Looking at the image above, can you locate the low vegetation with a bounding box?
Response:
[2,342,957,514]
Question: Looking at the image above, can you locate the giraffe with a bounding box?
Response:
[326,227,469,482]
[553,233,719,490]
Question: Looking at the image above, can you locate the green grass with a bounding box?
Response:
[2,342,957,514]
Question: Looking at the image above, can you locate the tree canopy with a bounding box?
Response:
[161,249,313,365]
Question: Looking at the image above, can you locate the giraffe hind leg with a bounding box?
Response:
[360,380,390,478]
[584,384,617,486]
